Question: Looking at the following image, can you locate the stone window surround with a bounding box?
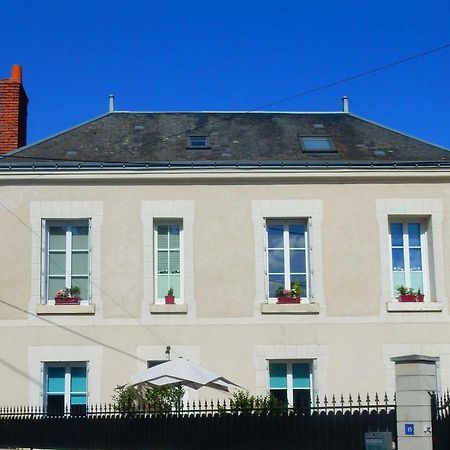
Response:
[251,200,324,315]
[30,201,103,316]
[27,345,103,406]
[376,199,445,313]
[252,344,329,398]
[141,201,194,316]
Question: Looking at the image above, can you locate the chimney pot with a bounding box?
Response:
[342,96,349,113]
[10,65,22,82]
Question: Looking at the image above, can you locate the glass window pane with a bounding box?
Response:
[293,363,310,388]
[71,252,88,274]
[270,389,287,405]
[169,250,180,273]
[158,251,169,273]
[301,137,332,150]
[408,223,421,247]
[158,274,169,299]
[157,226,169,249]
[72,226,89,250]
[290,250,306,274]
[48,367,65,393]
[267,224,284,248]
[70,394,87,406]
[169,275,180,298]
[49,253,66,276]
[71,367,86,392]
[269,363,287,388]
[71,277,88,299]
[293,390,310,409]
[47,395,65,415]
[392,272,405,295]
[269,275,284,297]
[168,225,180,248]
[268,250,284,273]
[390,223,404,247]
[48,277,66,299]
[289,224,305,248]
[392,248,404,271]
[410,271,423,293]
[49,226,66,250]
[409,248,422,271]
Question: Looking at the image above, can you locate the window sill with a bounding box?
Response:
[386,302,443,313]
[149,304,188,314]
[36,304,96,315]
[261,303,320,315]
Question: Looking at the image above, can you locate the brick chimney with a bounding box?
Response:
[0,65,28,154]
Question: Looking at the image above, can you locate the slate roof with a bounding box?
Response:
[2,111,449,168]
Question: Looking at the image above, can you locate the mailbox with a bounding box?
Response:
[364,432,393,450]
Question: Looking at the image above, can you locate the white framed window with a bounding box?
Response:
[265,219,310,301]
[43,362,88,415]
[41,219,91,304]
[269,360,313,408]
[389,219,429,298]
[154,221,183,302]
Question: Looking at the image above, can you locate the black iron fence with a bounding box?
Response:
[0,393,396,450]
[431,391,450,450]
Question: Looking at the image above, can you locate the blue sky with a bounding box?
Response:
[1,0,450,148]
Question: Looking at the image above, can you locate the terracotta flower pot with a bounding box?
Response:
[277,297,301,304]
[54,297,81,305]
[398,294,424,303]
[165,295,175,304]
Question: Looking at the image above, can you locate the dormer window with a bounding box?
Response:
[187,136,209,148]
[300,136,335,152]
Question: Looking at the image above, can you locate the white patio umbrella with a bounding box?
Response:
[123,358,240,392]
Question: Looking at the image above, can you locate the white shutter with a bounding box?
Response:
[88,220,92,302]
[40,219,47,304]
[308,218,314,301]
[263,219,268,302]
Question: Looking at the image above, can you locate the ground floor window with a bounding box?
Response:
[269,361,312,408]
[44,362,87,415]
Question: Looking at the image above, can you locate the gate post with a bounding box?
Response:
[391,355,439,450]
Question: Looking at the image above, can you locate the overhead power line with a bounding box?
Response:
[3,41,450,165]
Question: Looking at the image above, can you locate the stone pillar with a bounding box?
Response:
[391,354,438,450]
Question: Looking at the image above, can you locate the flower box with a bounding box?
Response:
[398,294,424,303]
[277,297,301,304]
[165,295,175,305]
[54,297,81,305]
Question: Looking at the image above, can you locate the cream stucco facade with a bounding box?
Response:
[0,168,449,406]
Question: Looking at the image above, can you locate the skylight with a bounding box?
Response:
[300,136,335,152]
[187,136,209,148]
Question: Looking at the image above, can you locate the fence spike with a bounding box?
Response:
[366,393,370,407]
[348,393,353,407]
[340,394,344,408]
[324,395,328,410]
[356,393,362,409]
[331,395,336,409]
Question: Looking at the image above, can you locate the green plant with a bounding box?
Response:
[220,389,286,415]
[396,285,419,295]
[167,287,174,296]
[144,385,184,413]
[291,279,302,298]
[112,386,139,413]
[70,286,81,298]
[112,384,184,414]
